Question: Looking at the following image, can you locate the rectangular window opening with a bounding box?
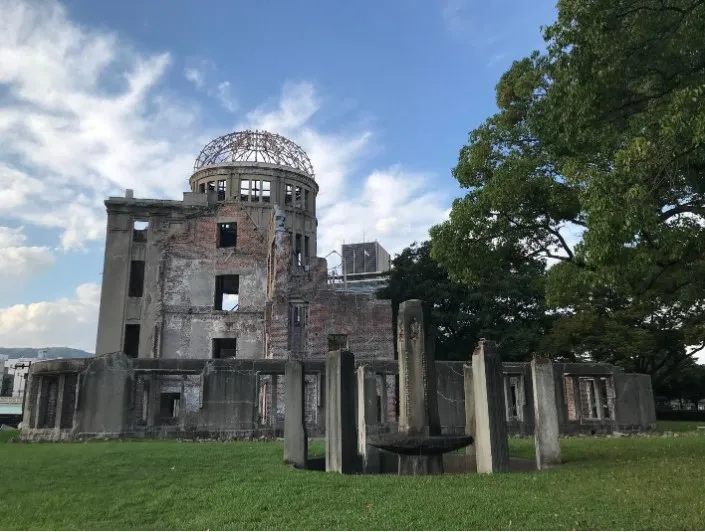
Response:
[564,376,578,421]
[285,184,293,205]
[123,324,140,358]
[207,181,216,191]
[128,260,145,297]
[240,179,251,201]
[159,393,180,420]
[215,274,239,311]
[304,189,310,211]
[599,377,612,419]
[212,338,238,359]
[304,236,310,265]
[509,382,518,418]
[217,223,237,248]
[217,180,226,201]
[327,334,348,351]
[133,220,148,242]
[294,186,302,208]
[294,234,302,266]
[251,180,261,202]
[262,181,271,203]
[199,183,206,193]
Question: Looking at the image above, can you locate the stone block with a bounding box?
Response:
[356,366,380,474]
[397,299,443,474]
[325,350,357,473]
[531,356,561,469]
[472,340,509,473]
[283,361,307,467]
[464,363,476,458]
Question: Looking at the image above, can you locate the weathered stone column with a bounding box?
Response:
[270,374,279,431]
[325,350,357,473]
[283,361,307,468]
[357,366,380,473]
[54,374,67,430]
[531,356,561,469]
[398,299,443,475]
[463,363,476,458]
[378,375,388,424]
[472,339,510,473]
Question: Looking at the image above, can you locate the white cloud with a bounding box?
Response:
[0,0,205,251]
[0,1,450,349]
[0,283,99,351]
[215,81,237,112]
[0,226,54,278]
[183,59,237,112]
[184,67,204,88]
[239,83,449,260]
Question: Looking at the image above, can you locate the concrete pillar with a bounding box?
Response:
[283,361,307,468]
[356,366,380,473]
[397,299,443,475]
[378,374,388,424]
[270,374,279,430]
[472,339,510,473]
[531,357,561,470]
[33,376,45,429]
[463,363,475,458]
[54,374,66,430]
[325,350,357,473]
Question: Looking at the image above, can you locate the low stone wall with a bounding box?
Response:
[20,354,656,442]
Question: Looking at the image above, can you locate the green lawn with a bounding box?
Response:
[1,432,705,530]
[656,420,705,433]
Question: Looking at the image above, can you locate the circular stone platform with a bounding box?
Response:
[367,434,474,456]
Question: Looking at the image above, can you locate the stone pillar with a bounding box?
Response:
[531,357,561,469]
[283,361,307,468]
[54,374,66,430]
[378,374,388,424]
[463,363,476,458]
[325,350,357,473]
[270,374,279,431]
[357,366,380,473]
[472,339,510,473]
[33,375,45,429]
[397,299,443,475]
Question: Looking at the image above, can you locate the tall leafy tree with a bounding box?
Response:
[377,241,550,361]
[431,0,705,390]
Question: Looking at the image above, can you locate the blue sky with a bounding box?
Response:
[0,0,558,350]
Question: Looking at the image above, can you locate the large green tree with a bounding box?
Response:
[431,0,705,391]
[377,241,550,361]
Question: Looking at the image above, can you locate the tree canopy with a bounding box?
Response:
[377,241,551,361]
[430,0,705,394]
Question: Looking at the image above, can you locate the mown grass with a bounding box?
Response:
[1,431,705,530]
[656,420,705,433]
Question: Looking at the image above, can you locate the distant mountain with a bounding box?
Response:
[0,347,94,359]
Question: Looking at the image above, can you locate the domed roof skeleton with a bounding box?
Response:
[193,130,315,179]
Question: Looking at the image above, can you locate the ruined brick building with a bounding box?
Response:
[95,130,394,363]
[17,131,657,442]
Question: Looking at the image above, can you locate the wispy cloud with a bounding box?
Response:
[0,226,55,278]
[0,283,99,350]
[184,66,204,88]
[183,58,237,112]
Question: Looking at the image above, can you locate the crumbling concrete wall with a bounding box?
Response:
[159,203,270,359]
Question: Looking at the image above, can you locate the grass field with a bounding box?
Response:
[1,427,705,530]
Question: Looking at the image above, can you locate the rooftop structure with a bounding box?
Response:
[193,130,315,178]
